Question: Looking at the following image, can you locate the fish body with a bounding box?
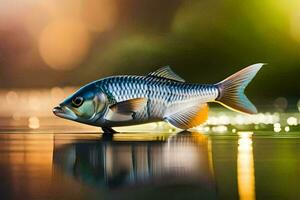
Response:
[94,75,218,127]
[53,64,263,131]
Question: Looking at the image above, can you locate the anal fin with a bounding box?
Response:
[164,104,209,129]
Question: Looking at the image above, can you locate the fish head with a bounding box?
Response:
[53,84,107,124]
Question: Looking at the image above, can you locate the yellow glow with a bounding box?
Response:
[289,0,300,42]
[237,132,256,200]
[39,19,90,70]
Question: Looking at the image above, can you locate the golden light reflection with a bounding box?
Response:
[38,19,90,70]
[207,137,215,176]
[0,134,54,198]
[237,131,256,200]
[113,133,169,141]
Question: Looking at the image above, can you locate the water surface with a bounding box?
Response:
[0,117,300,200]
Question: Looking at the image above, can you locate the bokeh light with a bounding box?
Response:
[287,116,298,126]
[6,91,19,105]
[211,125,227,133]
[23,3,51,38]
[28,116,40,129]
[39,19,90,70]
[284,126,290,132]
[274,97,288,112]
[274,123,281,133]
[81,0,118,32]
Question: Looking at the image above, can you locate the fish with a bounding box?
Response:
[53,63,263,133]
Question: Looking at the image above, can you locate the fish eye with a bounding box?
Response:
[72,96,84,107]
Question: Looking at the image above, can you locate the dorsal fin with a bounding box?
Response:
[147,66,185,82]
[164,104,209,129]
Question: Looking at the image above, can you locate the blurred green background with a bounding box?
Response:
[0,0,299,108]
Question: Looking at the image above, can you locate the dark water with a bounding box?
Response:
[0,119,300,200]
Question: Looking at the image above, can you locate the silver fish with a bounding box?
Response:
[53,64,263,132]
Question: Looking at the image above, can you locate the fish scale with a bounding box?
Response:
[99,75,218,122]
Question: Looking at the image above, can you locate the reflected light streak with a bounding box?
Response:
[237,131,256,200]
[207,137,214,176]
[113,133,169,141]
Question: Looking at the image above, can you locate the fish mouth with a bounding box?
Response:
[53,105,77,120]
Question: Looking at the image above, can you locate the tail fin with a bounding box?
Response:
[215,63,264,114]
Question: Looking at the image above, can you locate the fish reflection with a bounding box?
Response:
[53,133,216,191]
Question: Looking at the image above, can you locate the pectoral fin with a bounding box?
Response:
[104,97,147,122]
[109,98,147,113]
[104,109,133,121]
[164,104,209,129]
